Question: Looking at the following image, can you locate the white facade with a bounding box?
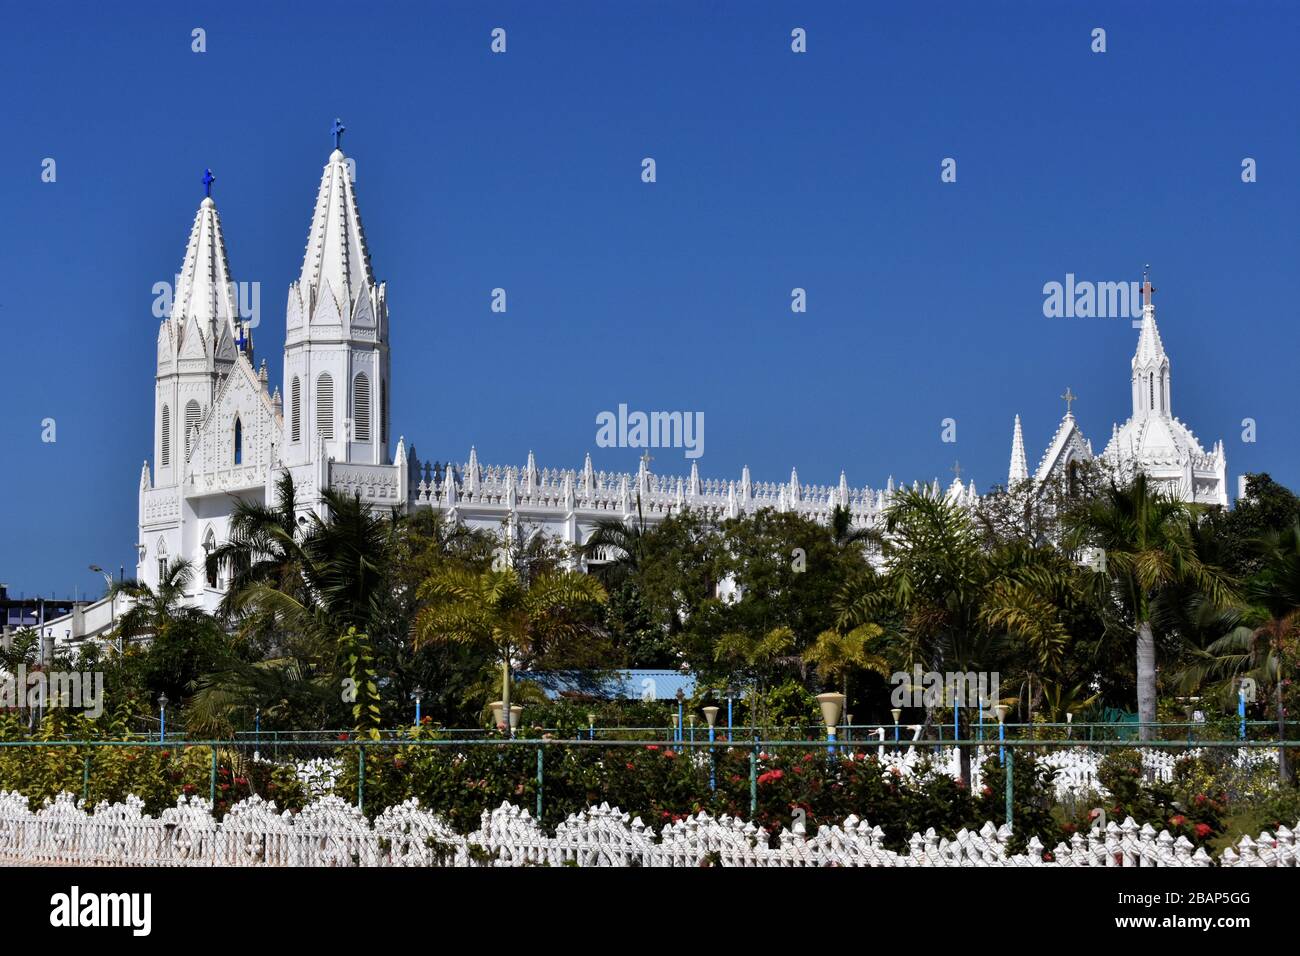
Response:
[126,140,1229,617]
[1009,284,1229,507]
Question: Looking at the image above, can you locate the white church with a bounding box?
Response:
[42,132,1231,642]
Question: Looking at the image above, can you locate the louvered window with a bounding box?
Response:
[317,373,334,439]
[353,374,371,441]
[291,377,301,442]
[161,405,171,466]
[185,400,201,456]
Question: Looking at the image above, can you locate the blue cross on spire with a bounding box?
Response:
[202,168,215,198]
[332,118,346,150]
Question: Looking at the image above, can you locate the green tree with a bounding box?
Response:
[413,565,607,731]
[1066,473,1235,739]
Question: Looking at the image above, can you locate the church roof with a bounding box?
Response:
[298,148,375,315]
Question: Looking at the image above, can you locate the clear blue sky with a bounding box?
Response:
[2,1,1297,598]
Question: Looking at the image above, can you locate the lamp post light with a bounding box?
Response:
[726,687,734,741]
[509,705,522,736]
[995,704,1009,765]
[703,705,719,790]
[158,693,169,741]
[1066,711,1073,739]
[670,712,679,743]
[89,564,114,630]
[891,708,901,745]
[845,712,853,744]
[413,687,423,727]
[1238,681,1247,741]
[688,714,696,745]
[490,700,505,732]
[816,692,845,756]
[675,688,685,744]
[587,712,596,741]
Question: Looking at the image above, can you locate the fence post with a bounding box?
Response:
[536,746,543,821]
[210,745,218,805]
[82,753,90,804]
[749,748,758,818]
[1004,748,1014,829]
[357,745,366,813]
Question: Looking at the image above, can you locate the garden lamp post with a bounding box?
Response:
[977,696,985,742]
[509,705,522,736]
[670,712,679,743]
[845,712,853,743]
[688,714,696,744]
[726,687,734,740]
[816,692,845,756]
[681,686,691,749]
[1066,711,1073,739]
[490,700,505,732]
[703,705,719,790]
[413,687,423,726]
[587,711,596,741]
[891,708,901,745]
[995,704,1009,765]
[89,564,114,628]
[1238,680,1247,740]
[158,693,169,741]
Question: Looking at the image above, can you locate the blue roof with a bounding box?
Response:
[519,669,700,701]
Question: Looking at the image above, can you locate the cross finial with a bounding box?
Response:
[202,168,215,198]
[332,118,346,150]
[950,460,962,480]
[1061,386,1077,416]
[1140,264,1155,307]
[640,450,654,470]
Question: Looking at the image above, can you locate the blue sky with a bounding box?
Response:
[2,1,1297,598]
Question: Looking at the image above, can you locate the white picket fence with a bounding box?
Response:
[0,789,1295,867]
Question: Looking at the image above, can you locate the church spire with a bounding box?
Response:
[1131,265,1171,419]
[1008,414,1029,485]
[170,180,240,354]
[298,122,376,317]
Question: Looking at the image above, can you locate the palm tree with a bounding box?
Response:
[1066,473,1235,740]
[1179,521,1300,783]
[803,623,890,701]
[829,504,881,553]
[109,558,208,646]
[413,565,607,731]
[206,471,301,615]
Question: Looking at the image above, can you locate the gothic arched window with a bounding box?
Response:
[203,528,218,588]
[161,404,171,467]
[353,373,371,442]
[233,416,243,465]
[316,373,334,439]
[185,400,201,456]
[380,378,387,445]
[291,377,301,443]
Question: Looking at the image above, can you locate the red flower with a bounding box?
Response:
[646,745,660,751]
[233,777,248,786]
[1170,814,1187,828]
[663,750,677,759]
[1194,823,1212,839]
[757,769,785,786]
[337,733,349,741]
[625,762,635,771]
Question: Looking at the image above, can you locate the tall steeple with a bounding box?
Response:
[153,177,244,490]
[1008,414,1029,485]
[170,191,243,372]
[282,121,390,471]
[1131,266,1171,419]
